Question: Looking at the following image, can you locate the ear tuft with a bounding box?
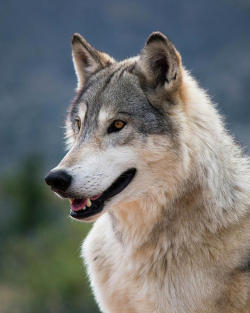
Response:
[146,31,167,45]
[71,33,82,45]
[71,33,86,45]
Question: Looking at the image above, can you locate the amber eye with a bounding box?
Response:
[107,120,126,134]
[74,116,81,132]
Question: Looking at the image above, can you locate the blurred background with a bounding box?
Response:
[0,0,249,312]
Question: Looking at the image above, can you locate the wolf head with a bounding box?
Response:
[45,32,196,221]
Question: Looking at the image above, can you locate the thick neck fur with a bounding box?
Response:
[109,70,250,262]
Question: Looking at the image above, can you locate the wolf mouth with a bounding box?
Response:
[69,168,136,220]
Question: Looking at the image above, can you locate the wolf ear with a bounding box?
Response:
[71,33,115,90]
[136,32,182,92]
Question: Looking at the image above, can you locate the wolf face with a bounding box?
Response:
[45,32,189,221]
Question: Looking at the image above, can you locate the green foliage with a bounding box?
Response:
[1,156,53,235]
[0,156,99,313]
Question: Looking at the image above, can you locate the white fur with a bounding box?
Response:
[80,69,250,313]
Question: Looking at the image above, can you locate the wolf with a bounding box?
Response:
[45,31,250,313]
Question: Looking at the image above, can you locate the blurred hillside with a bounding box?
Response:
[0,158,99,313]
[0,0,250,174]
[0,0,249,312]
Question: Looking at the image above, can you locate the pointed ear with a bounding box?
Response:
[136,32,182,92]
[71,33,115,90]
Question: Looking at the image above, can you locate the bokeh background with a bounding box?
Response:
[0,0,249,312]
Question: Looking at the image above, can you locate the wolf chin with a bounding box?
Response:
[45,32,250,313]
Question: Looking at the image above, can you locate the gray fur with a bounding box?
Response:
[69,61,174,148]
[48,32,250,313]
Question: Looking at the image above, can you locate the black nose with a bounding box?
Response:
[45,170,72,192]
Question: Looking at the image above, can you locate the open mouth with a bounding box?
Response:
[69,168,136,220]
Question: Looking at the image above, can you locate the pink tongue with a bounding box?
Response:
[91,194,102,200]
[70,194,102,212]
[71,199,87,212]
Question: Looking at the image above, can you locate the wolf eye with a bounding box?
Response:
[74,116,81,132]
[107,120,126,134]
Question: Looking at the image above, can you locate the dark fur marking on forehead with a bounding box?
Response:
[117,67,129,80]
[100,63,137,93]
[97,67,121,96]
